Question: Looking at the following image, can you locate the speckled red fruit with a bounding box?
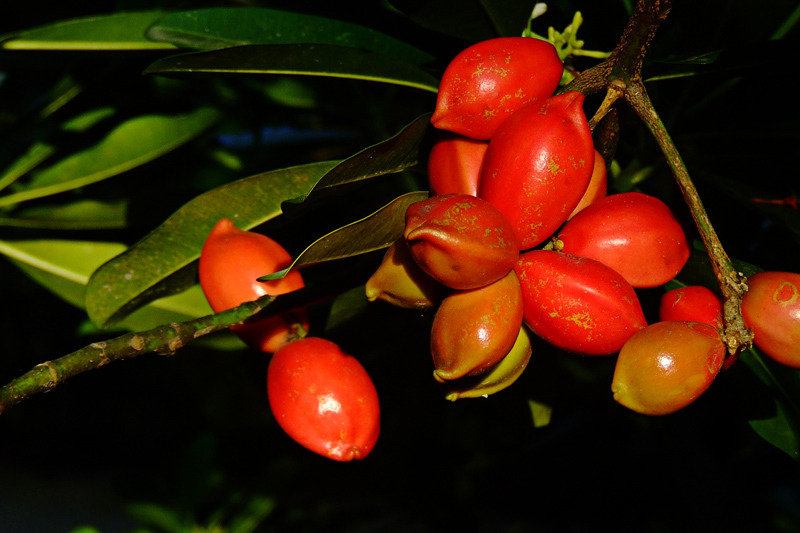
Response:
[611,321,726,415]
[404,194,519,290]
[557,192,690,288]
[199,218,308,353]
[660,286,723,329]
[479,91,594,250]
[742,271,800,368]
[267,337,380,461]
[514,250,647,355]
[431,270,524,382]
[568,150,607,219]
[431,37,563,140]
[427,131,488,196]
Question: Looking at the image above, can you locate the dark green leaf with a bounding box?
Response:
[0,199,129,230]
[0,11,178,50]
[85,161,338,328]
[0,108,219,208]
[145,8,433,66]
[388,0,530,41]
[733,347,800,461]
[143,44,439,93]
[286,113,432,205]
[261,191,428,280]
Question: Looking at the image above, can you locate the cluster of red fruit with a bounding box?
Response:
[194,37,800,462]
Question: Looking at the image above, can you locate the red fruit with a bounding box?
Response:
[479,91,595,250]
[404,193,519,290]
[431,37,563,140]
[568,150,607,219]
[199,218,308,353]
[742,271,800,368]
[427,131,488,196]
[659,286,723,329]
[556,192,690,288]
[611,321,726,415]
[267,337,380,461]
[514,250,647,355]
[431,270,524,382]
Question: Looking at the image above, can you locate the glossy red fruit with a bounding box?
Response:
[556,192,690,288]
[431,270,524,382]
[199,218,308,353]
[514,250,647,355]
[742,271,800,368]
[431,37,563,140]
[404,193,519,290]
[568,150,607,219]
[611,321,726,415]
[659,286,723,329]
[267,337,380,461]
[427,131,488,196]
[479,91,595,250]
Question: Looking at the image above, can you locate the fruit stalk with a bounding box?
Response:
[563,0,753,354]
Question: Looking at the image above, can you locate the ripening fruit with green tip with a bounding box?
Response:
[440,325,534,401]
[404,193,519,290]
[611,321,726,416]
[365,238,449,309]
[431,269,524,382]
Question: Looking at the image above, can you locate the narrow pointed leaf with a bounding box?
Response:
[143,44,439,93]
[85,160,338,328]
[1,11,178,50]
[285,113,432,205]
[0,108,219,208]
[145,7,433,65]
[261,191,429,280]
[0,199,129,229]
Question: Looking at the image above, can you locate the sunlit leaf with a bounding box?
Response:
[85,161,338,329]
[146,7,433,65]
[143,44,439,93]
[0,108,219,208]
[286,113,432,205]
[261,191,429,280]
[0,11,178,50]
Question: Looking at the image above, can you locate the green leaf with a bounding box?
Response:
[0,11,178,50]
[143,44,439,93]
[388,0,530,42]
[0,199,129,229]
[0,108,219,208]
[126,502,185,533]
[227,494,276,533]
[145,7,434,65]
[261,191,428,280]
[735,347,800,461]
[286,113,432,205]
[85,161,338,329]
[0,238,221,333]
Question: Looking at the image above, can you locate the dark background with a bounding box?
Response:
[2,1,800,531]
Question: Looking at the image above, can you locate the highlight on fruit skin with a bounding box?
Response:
[198,218,309,353]
[742,271,800,368]
[440,325,534,401]
[611,321,726,416]
[267,337,380,461]
[365,238,449,309]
